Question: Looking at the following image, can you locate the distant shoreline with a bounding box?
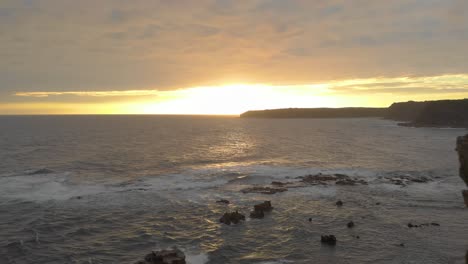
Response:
[240,98,468,129]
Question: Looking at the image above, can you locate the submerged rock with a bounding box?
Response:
[321,235,337,245]
[249,210,265,219]
[456,134,468,207]
[216,199,230,204]
[241,186,287,194]
[220,211,245,225]
[254,201,273,212]
[347,221,355,228]
[336,200,343,206]
[408,222,440,228]
[28,168,54,175]
[135,248,186,264]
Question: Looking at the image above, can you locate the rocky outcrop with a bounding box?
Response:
[135,248,186,264]
[456,134,468,207]
[220,211,245,225]
[250,201,273,219]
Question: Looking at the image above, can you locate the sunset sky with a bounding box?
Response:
[1,0,468,115]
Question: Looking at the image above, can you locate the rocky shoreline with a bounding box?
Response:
[136,135,468,263]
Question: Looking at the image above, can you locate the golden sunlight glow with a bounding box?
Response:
[6,74,468,115]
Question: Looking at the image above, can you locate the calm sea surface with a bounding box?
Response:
[0,116,467,263]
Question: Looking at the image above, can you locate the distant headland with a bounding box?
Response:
[240,98,468,128]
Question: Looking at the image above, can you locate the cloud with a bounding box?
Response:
[0,0,467,97]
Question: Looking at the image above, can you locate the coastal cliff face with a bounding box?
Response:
[385,101,427,121]
[411,100,468,128]
[387,99,468,128]
[456,134,468,207]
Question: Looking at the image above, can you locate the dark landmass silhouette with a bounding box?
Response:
[394,99,468,128]
[240,108,387,119]
[241,98,468,128]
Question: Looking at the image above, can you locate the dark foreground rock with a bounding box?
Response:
[135,248,186,264]
[321,235,337,245]
[220,211,245,225]
[457,134,468,207]
[336,200,343,206]
[347,221,354,228]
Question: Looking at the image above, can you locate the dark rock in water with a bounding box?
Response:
[220,211,245,225]
[250,209,265,219]
[135,248,186,264]
[399,243,405,247]
[241,186,287,194]
[356,235,360,239]
[249,201,272,219]
[216,199,230,204]
[254,201,273,212]
[375,202,381,205]
[271,181,287,186]
[308,218,312,222]
[408,222,440,228]
[456,134,468,207]
[321,235,337,245]
[336,200,343,206]
[76,196,82,200]
[347,221,354,228]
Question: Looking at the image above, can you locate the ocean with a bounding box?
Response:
[0,116,467,264]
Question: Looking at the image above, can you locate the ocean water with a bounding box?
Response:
[0,116,467,264]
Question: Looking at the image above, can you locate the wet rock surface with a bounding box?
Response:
[250,201,272,219]
[220,211,245,225]
[135,248,186,264]
[321,235,337,245]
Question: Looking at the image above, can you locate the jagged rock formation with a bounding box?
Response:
[456,134,468,207]
[240,107,387,118]
[219,211,245,225]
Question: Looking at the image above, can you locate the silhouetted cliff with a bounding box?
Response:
[240,108,387,118]
[409,99,468,128]
[389,99,468,128]
[385,101,427,121]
